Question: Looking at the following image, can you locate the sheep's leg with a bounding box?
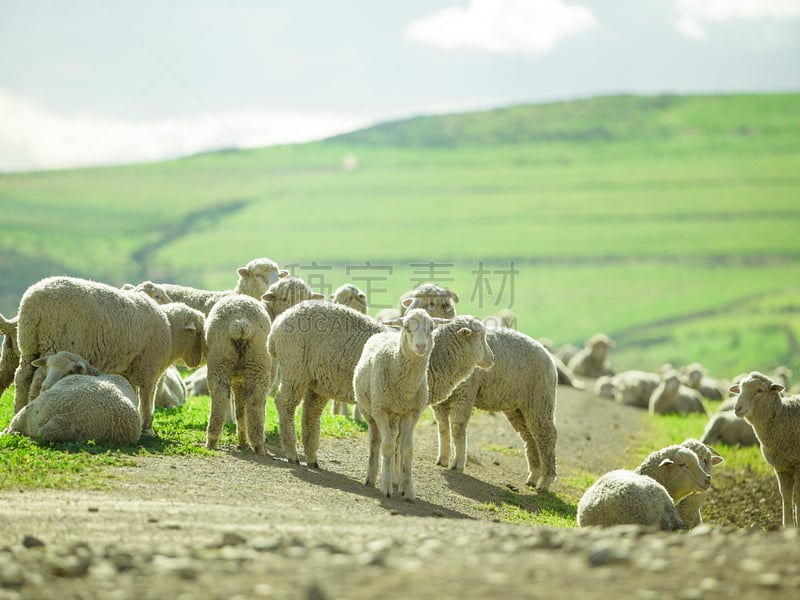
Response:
[776,470,797,527]
[232,379,248,448]
[332,400,350,418]
[398,411,420,501]
[364,412,381,487]
[13,357,35,413]
[792,472,800,527]
[373,410,396,498]
[274,383,301,463]
[504,409,541,486]
[447,392,476,472]
[301,390,329,468]
[206,375,231,450]
[29,366,46,402]
[244,377,269,456]
[520,406,558,492]
[138,380,158,436]
[431,403,452,467]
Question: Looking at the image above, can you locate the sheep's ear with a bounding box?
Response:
[121,283,135,290]
[279,269,289,278]
[31,357,47,368]
[262,291,276,302]
[401,297,415,309]
[728,384,740,394]
[76,359,90,374]
[770,383,784,393]
[310,293,325,300]
[457,327,473,337]
[383,317,403,327]
[445,289,459,303]
[183,322,197,332]
[237,267,250,278]
[711,455,724,466]
[432,317,451,327]
[658,458,675,468]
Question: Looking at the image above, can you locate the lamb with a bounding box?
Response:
[157,257,287,316]
[330,283,368,314]
[731,371,800,526]
[121,281,173,305]
[155,367,187,409]
[262,276,324,322]
[2,351,141,444]
[267,302,493,468]
[612,370,661,408]
[0,313,19,398]
[204,294,273,455]
[649,370,708,416]
[430,328,558,491]
[700,410,758,447]
[682,363,726,400]
[13,276,205,436]
[353,309,436,500]
[577,444,712,530]
[675,438,724,529]
[567,333,615,378]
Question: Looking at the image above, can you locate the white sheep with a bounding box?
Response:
[648,370,708,416]
[0,313,19,399]
[353,309,436,500]
[120,281,173,305]
[577,444,712,530]
[612,370,661,408]
[700,410,758,447]
[155,367,187,409]
[675,438,724,529]
[13,276,205,436]
[185,365,209,396]
[594,375,616,399]
[268,302,493,468]
[2,351,141,444]
[567,333,614,378]
[330,283,368,314]
[375,283,459,323]
[262,276,324,322]
[430,328,558,491]
[731,371,800,526]
[681,362,726,400]
[204,294,273,455]
[157,257,287,316]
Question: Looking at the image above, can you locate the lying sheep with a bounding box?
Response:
[0,313,19,398]
[354,309,436,500]
[155,367,187,409]
[2,351,141,444]
[537,337,584,390]
[185,365,209,396]
[612,370,661,408]
[204,294,273,455]
[262,276,324,322]
[158,257,287,316]
[14,276,205,436]
[268,302,493,468]
[700,410,758,447]
[431,328,558,491]
[594,375,616,399]
[682,363,726,400]
[330,283,368,314]
[675,439,724,529]
[577,444,711,530]
[649,370,707,416]
[731,372,800,526]
[567,333,614,378]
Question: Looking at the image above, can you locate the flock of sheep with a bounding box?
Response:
[0,256,798,529]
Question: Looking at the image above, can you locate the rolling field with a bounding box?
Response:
[1,93,799,378]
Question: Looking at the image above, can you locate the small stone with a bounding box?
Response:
[220,532,247,547]
[755,573,782,588]
[588,544,631,567]
[22,536,45,549]
[87,507,99,513]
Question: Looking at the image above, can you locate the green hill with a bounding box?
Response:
[1,93,800,379]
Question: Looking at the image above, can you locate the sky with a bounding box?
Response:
[1,0,799,172]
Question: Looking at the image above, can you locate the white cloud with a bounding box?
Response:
[405,0,595,55]
[675,0,800,40]
[0,90,370,172]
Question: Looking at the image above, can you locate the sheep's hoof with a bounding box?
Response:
[308,461,320,469]
[141,428,157,438]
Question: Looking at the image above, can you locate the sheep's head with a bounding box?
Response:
[237,257,288,299]
[398,308,436,357]
[262,276,324,321]
[134,281,173,305]
[32,351,96,392]
[164,304,206,368]
[681,438,724,474]
[658,446,712,498]
[329,284,367,314]
[662,371,681,394]
[401,284,459,319]
[730,371,783,419]
[586,333,613,359]
[595,376,616,399]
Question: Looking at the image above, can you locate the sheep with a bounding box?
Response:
[13,276,205,436]
[155,367,187,409]
[675,438,724,529]
[353,309,436,500]
[594,375,616,399]
[567,333,614,378]
[262,276,324,323]
[577,444,712,530]
[204,294,273,455]
[185,365,209,396]
[682,362,726,400]
[0,313,19,398]
[731,371,800,526]
[157,257,287,316]
[121,281,173,305]
[648,370,708,416]
[612,370,661,408]
[267,302,493,468]
[330,283,368,314]
[430,328,558,491]
[2,351,141,444]
[375,283,459,323]
[700,410,758,447]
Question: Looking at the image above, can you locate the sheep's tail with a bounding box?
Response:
[228,319,254,341]
[267,331,277,358]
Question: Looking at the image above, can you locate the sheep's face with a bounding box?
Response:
[404,294,457,319]
[238,260,285,298]
[663,374,681,394]
[401,309,435,357]
[730,373,784,418]
[331,285,367,314]
[32,351,93,392]
[660,447,711,494]
[262,278,324,320]
[178,312,206,368]
[595,376,616,399]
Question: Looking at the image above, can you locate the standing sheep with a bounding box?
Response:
[0,313,19,399]
[3,351,141,444]
[13,276,205,436]
[431,328,558,491]
[157,257,287,316]
[675,438,724,529]
[330,283,368,314]
[577,444,712,530]
[375,283,459,323]
[204,294,273,455]
[731,371,800,526]
[567,333,615,378]
[649,370,708,416]
[262,276,324,322]
[354,309,436,500]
